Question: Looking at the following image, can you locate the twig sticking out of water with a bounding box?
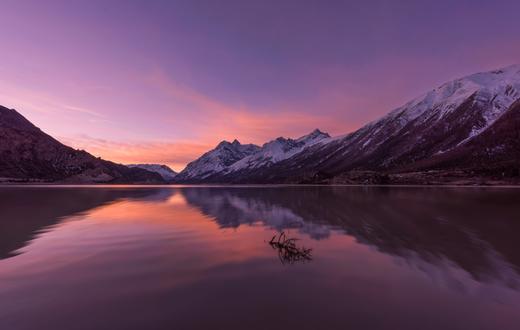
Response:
[268,232,312,265]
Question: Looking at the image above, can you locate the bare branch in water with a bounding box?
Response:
[268,232,312,265]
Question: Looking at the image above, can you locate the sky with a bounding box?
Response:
[1,0,519,171]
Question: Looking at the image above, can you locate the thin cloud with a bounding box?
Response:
[60,134,211,172]
[0,81,106,119]
[144,68,345,144]
[61,104,105,118]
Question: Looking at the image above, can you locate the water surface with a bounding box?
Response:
[1,186,520,330]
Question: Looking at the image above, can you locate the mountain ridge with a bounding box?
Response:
[127,164,178,181]
[174,64,520,184]
[1,64,519,185]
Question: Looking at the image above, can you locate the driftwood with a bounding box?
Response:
[268,232,312,265]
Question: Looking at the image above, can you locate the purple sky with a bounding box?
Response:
[1,0,519,170]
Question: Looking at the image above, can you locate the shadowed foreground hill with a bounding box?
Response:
[0,105,164,183]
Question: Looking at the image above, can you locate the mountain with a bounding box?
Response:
[127,164,177,181]
[227,129,330,172]
[0,106,165,183]
[174,139,260,181]
[175,130,330,182]
[175,64,520,184]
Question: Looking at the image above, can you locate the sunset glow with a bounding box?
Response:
[1,1,519,170]
[2,2,520,328]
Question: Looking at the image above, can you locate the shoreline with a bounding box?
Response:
[1,183,519,189]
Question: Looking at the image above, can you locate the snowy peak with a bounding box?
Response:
[175,129,331,181]
[466,64,520,87]
[296,128,331,144]
[392,64,520,124]
[127,164,177,181]
[176,140,260,180]
[218,139,260,155]
[216,139,242,149]
[304,64,520,177]
[228,129,331,172]
[174,64,520,184]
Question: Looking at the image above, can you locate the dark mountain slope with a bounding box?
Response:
[0,106,164,183]
[411,100,520,176]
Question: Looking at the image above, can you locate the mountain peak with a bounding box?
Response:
[464,63,520,87]
[491,63,520,74]
[297,129,331,143]
[0,106,41,132]
[387,63,520,127]
[175,64,520,184]
[127,164,177,181]
[223,129,332,174]
[216,140,231,148]
[309,128,329,138]
[217,139,242,149]
[176,139,260,180]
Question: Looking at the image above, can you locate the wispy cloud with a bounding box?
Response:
[61,104,105,118]
[144,69,345,144]
[55,70,348,171]
[0,81,106,119]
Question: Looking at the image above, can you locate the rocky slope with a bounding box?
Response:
[0,106,165,183]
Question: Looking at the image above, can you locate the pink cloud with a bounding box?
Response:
[145,69,347,144]
[60,135,211,172]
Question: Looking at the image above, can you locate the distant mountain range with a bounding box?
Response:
[127,164,177,181]
[174,129,330,182]
[0,106,165,183]
[1,64,519,184]
[175,64,520,184]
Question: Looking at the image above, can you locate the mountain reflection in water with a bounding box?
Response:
[0,186,519,330]
[183,186,520,286]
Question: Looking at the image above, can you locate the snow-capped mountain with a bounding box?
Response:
[175,129,331,182]
[175,64,520,184]
[174,140,260,181]
[127,164,177,181]
[265,64,520,183]
[227,129,330,172]
[371,63,520,148]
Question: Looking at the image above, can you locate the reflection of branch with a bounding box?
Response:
[268,232,312,265]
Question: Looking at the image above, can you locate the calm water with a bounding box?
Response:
[1,186,520,330]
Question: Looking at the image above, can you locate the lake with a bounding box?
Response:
[0,185,519,330]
